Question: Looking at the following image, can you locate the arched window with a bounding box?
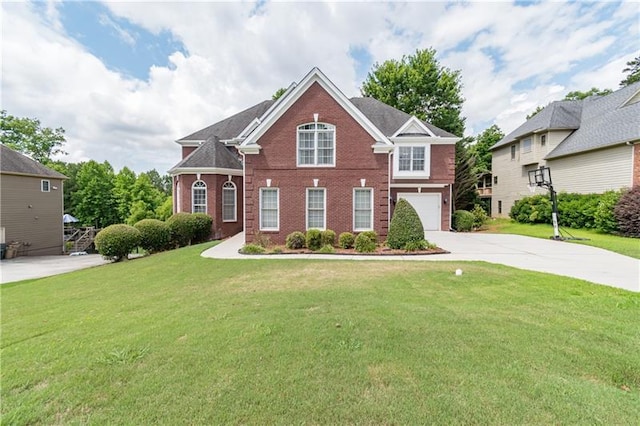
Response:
[222,181,236,222]
[297,122,335,166]
[192,180,207,213]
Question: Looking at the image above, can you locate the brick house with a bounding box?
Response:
[169,68,459,244]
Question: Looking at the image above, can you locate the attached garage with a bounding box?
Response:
[397,193,442,231]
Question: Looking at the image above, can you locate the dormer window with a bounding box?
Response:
[393,143,431,177]
[297,123,335,166]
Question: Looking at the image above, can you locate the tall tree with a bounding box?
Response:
[126,174,164,225]
[48,161,83,215]
[470,125,504,174]
[113,167,137,222]
[620,55,640,87]
[272,87,287,100]
[0,110,67,163]
[141,169,171,196]
[564,87,612,100]
[361,48,466,136]
[73,161,118,228]
[452,137,479,211]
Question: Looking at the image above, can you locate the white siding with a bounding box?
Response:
[549,145,633,193]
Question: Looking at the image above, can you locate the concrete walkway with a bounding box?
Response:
[202,232,640,293]
[1,254,109,284]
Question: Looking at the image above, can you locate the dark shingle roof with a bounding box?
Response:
[350,97,457,137]
[492,100,583,150]
[178,100,276,141]
[0,144,67,179]
[546,82,640,159]
[170,137,242,171]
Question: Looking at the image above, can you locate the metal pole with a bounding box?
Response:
[549,184,561,240]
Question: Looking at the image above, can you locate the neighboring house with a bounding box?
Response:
[170,68,459,243]
[0,144,67,256]
[490,82,640,217]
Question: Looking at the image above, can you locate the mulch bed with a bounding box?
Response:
[242,246,450,256]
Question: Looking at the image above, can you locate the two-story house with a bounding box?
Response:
[169,68,459,244]
[490,81,640,217]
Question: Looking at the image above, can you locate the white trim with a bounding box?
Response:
[620,87,640,108]
[393,143,431,178]
[353,187,374,232]
[390,183,447,188]
[175,139,205,147]
[296,122,336,167]
[306,187,326,230]
[390,136,458,145]
[392,116,436,137]
[237,117,262,139]
[191,180,207,213]
[239,68,392,153]
[259,187,279,231]
[222,181,237,223]
[169,167,243,177]
[41,179,51,192]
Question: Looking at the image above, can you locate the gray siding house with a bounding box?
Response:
[0,144,67,256]
[491,82,640,217]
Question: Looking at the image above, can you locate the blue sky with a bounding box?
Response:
[2,1,638,173]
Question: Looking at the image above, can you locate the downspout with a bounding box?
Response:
[387,150,392,226]
[449,184,453,231]
[241,152,246,243]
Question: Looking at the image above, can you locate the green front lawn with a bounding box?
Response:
[483,218,640,259]
[2,243,639,424]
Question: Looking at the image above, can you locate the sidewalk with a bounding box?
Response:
[202,232,640,293]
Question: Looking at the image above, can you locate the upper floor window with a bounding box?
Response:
[41,180,50,192]
[510,144,517,160]
[222,181,236,222]
[522,137,532,153]
[192,180,207,213]
[398,146,426,171]
[297,123,335,166]
[540,134,546,146]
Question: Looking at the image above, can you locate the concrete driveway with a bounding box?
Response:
[1,254,109,284]
[202,232,640,293]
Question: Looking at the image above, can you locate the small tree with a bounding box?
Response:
[614,187,640,237]
[94,224,141,262]
[387,198,424,249]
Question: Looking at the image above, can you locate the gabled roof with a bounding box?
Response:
[492,100,583,150]
[0,144,67,179]
[177,100,275,143]
[239,67,393,151]
[546,82,640,159]
[169,137,242,174]
[349,97,456,138]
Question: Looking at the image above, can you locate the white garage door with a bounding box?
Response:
[398,193,441,231]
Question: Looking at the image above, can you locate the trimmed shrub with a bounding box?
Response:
[321,229,336,247]
[471,204,489,229]
[354,232,377,253]
[509,195,552,224]
[95,224,141,262]
[557,193,600,229]
[452,210,475,232]
[594,190,622,233]
[317,244,335,254]
[240,244,265,254]
[338,232,355,249]
[387,198,424,249]
[166,213,198,247]
[404,239,428,252]
[134,219,170,253]
[285,231,306,249]
[306,229,323,251]
[192,213,214,243]
[614,187,640,237]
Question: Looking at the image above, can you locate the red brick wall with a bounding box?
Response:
[172,173,243,239]
[181,146,197,159]
[634,143,640,188]
[244,82,389,244]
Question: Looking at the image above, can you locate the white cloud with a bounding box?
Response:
[2,0,638,174]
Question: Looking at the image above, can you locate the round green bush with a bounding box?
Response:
[166,213,198,247]
[317,244,335,254]
[306,229,323,251]
[470,204,489,229]
[594,190,622,233]
[240,244,265,254]
[338,232,355,249]
[404,239,428,252]
[509,195,552,224]
[321,229,336,247]
[614,187,640,237]
[354,232,377,253]
[95,224,141,262]
[134,219,170,253]
[387,198,424,249]
[285,231,306,249]
[192,213,214,243]
[452,210,474,232]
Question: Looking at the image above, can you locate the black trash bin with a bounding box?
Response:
[0,243,6,260]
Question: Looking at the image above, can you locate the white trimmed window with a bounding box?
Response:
[192,180,207,213]
[353,188,373,231]
[522,137,532,153]
[222,181,236,222]
[260,188,279,231]
[306,188,326,230]
[41,180,50,192]
[394,144,430,177]
[297,123,335,166]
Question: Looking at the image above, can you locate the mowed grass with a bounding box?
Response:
[483,218,640,259]
[2,243,639,424]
